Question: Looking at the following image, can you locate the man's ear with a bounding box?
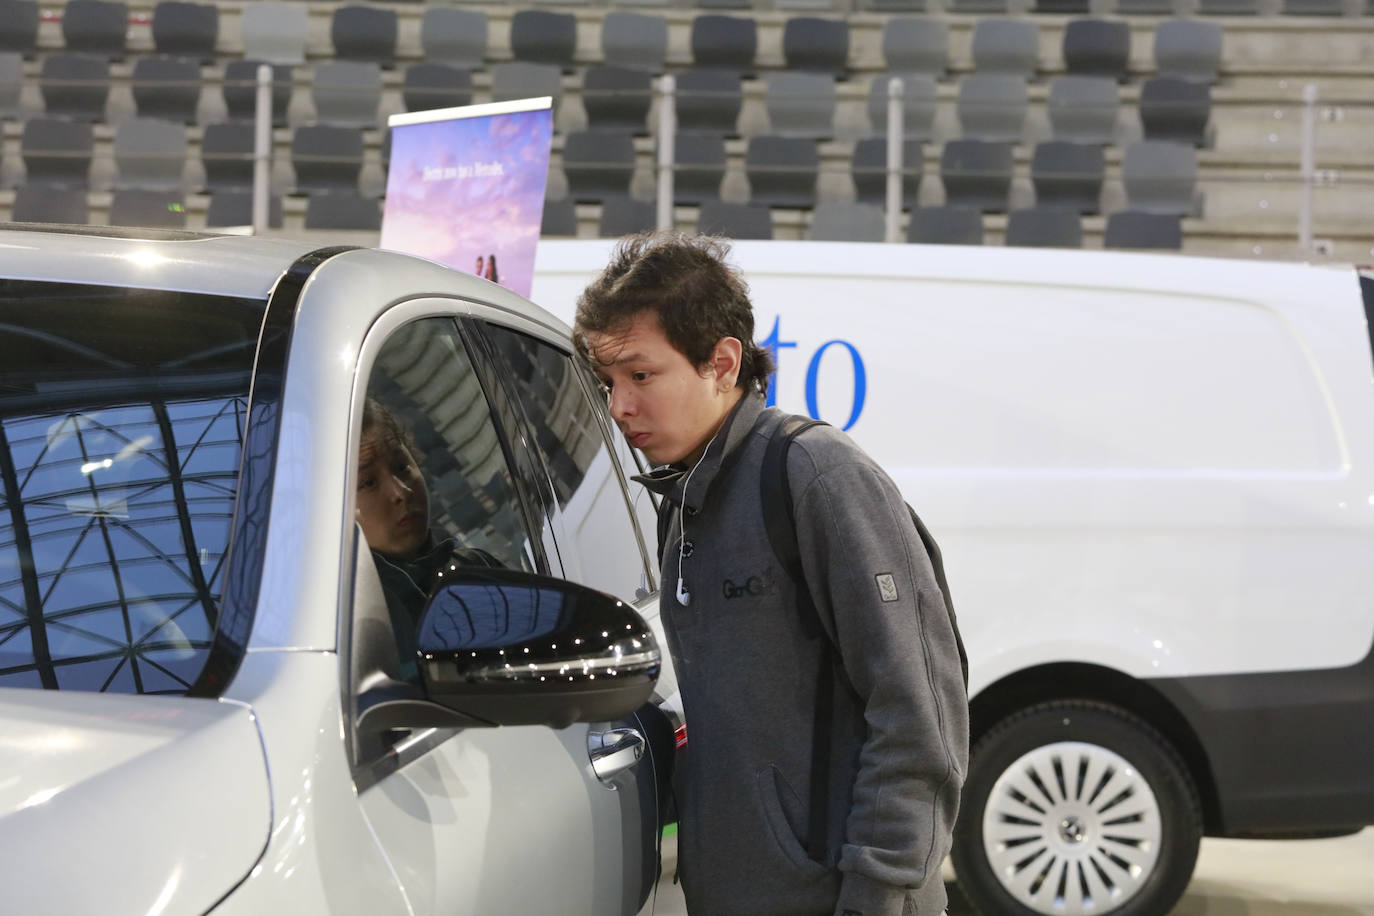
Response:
[710,336,743,390]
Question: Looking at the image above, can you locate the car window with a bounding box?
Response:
[482,324,651,601]
[357,317,541,681]
[0,281,264,694]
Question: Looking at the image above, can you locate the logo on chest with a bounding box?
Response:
[721,568,778,600]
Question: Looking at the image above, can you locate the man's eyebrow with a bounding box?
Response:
[607,351,650,365]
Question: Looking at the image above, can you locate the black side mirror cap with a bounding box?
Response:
[415,568,660,729]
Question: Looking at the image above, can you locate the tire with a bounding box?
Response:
[951,700,1202,916]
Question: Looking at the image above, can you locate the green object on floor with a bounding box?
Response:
[662,823,677,838]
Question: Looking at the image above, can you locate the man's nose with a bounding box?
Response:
[385,474,412,502]
[608,385,635,420]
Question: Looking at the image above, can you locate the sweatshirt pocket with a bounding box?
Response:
[756,765,830,878]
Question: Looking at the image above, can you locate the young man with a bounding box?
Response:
[575,233,968,916]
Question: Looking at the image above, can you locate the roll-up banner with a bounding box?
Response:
[380,97,555,299]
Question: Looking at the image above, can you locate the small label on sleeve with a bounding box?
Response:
[875,573,899,602]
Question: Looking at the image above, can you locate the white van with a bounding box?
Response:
[534,241,1374,916]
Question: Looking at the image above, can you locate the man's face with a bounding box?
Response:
[584,312,734,467]
[356,428,429,559]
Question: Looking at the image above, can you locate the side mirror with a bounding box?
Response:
[408,568,660,729]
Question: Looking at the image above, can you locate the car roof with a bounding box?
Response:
[0,224,320,301]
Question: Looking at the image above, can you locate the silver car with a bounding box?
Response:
[0,227,674,915]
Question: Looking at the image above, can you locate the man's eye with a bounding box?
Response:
[358,476,377,491]
[632,371,650,382]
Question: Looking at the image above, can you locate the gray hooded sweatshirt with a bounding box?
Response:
[639,393,968,916]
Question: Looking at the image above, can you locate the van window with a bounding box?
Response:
[0,281,264,693]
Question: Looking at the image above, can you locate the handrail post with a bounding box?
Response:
[657,74,676,232]
[252,64,272,234]
[886,77,905,244]
[1298,83,1317,252]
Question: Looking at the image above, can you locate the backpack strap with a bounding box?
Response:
[760,414,833,863]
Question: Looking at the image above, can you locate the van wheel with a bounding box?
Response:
[951,701,1201,916]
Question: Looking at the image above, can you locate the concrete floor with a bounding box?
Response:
[648,828,1374,916]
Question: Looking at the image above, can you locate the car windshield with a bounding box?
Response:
[0,280,266,695]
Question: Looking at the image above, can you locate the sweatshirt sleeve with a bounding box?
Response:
[792,454,969,916]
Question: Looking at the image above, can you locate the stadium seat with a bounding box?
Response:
[695,0,751,10]
[0,1,38,57]
[113,117,186,191]
[671,132,727,205]
[1117,0,1177,12]
[1046,76,1118,145]
[223,61,291,126]
[131,56,200,124]
[312,61,382,129]
[331,6,397,67]
[62,0,128,60]
[746,135,819,208]
[676,69,743,136]
[21,118,94,188]
[599,196,657,236]
[1030,140,1104,213]
[1005,207,1083,248]
[241,2,308,67]
[765,72,836,139]
[971,19,1038,78]
[809,201,886,242]
[1154,20,1222,83]
[782,17,850,77]
[563,130,638,204]
[11,185,88,223]
[491,62,563,111]
[201,122,255,193]
[420,9,487,70]
[1103,209,1183,249]
[291,125,365,195]
[40,54,110,122]
[1139,77,1211,146]
[583,66,653,134]
[940,139,1013,213]
[957,73,1028,143]
[1062,20,1130,81]
[867,0,929,10]
[402,64,474,114]
[510,10,578,71]
[947,0,1011,14]
[205,190,283,229]
[867,73,938,141]
[851,137,923,208]
[541,197,578,237]
[1122,140,1198,215]
[1196,0,1260,13]
[697,201,773,239]
[601,12,668,73]
[304,192,381,231]
[151,1,217,63]
[109,189,186,228]
[907,205,983,244]
[0,53,22,119]
[1282,0,1344,12]
[882,18,948,78]
[1034,0,1090,12]
[690,15,757,73]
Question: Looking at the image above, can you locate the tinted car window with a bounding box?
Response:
[0,281,264,693]
[483,325,650,600]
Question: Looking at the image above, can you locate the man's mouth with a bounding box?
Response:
[627,431,651,448]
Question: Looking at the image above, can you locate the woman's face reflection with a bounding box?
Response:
[356,427,430,559]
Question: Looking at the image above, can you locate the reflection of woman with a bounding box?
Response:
[474,255,484,277]
[485,254,499,284]
[356,398,499,680]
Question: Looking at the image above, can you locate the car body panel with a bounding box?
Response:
[0,687,270,915]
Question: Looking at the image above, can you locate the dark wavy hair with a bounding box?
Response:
[572,232,775,395]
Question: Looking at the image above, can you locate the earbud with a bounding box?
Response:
[676,577,691,606]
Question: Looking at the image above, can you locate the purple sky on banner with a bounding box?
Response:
[380,106,553,298]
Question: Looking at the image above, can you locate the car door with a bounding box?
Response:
[342,304,657,916]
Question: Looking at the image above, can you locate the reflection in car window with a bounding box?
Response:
[484,326,649,601]
[0,281,264,694]
[361,318,537,679]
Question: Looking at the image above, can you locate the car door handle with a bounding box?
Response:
[588,727,645,782]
